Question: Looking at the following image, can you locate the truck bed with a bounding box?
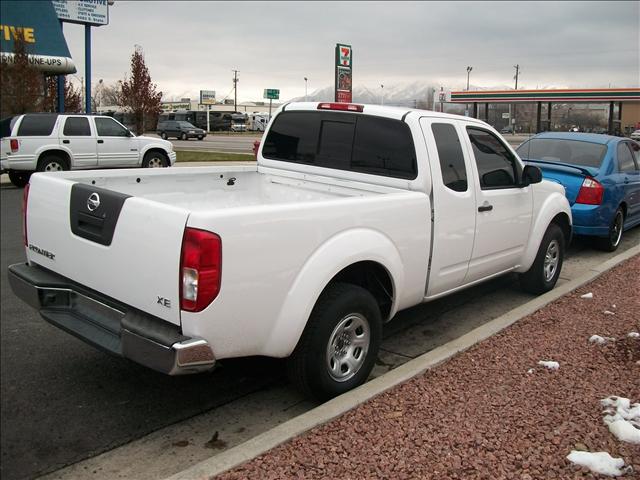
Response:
[54,165,396,212]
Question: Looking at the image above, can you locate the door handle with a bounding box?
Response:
[478,204,493,212]
[62,139,70,144]
[97,139,104,144]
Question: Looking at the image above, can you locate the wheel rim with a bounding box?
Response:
[325,313,370,382]
[147,157,164,168]
[610,211,623,247]
[44,162,63,172]
[543,239,560,282]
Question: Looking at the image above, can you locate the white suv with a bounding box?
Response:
[0,113,176,187]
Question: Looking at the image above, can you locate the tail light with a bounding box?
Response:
[575,177,604,205]
[10,139,19,152]
[317,103,364,112]
[180,228,222,312]
[22,183,30,246]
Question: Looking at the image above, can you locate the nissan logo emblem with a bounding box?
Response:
[87,193,101,212]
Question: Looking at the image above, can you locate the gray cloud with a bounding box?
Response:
[61,1,639,102]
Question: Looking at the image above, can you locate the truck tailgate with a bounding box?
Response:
[25,174,189,326]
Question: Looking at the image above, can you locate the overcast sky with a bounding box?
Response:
[61,1,639,103]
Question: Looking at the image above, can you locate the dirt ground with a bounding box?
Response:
[218,256,640,479]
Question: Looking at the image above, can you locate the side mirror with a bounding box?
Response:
[521,165,542,187]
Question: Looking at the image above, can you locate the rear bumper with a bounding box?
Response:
[8,262,215,375]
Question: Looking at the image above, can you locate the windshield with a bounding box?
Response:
[178,122,196,128]
[516,138,607,168]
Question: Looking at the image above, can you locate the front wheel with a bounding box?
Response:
[287,282,382,401]
[197,135,204,140]
[160,132,167,140]
[519,223,564,294]
[594,208,624,252]
[142,151,169,168]
[8,170,32,188]
[180,132,187,141]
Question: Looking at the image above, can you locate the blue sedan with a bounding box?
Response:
[517,132,640,251]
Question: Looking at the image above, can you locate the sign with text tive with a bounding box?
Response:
[264,89,280,100]
[52,0,109,26]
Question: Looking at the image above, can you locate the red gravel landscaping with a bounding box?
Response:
[217,255,640,479]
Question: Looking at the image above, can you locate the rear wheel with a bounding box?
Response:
[595,208,624,252]
[142,151,168,168]
[287,282,382,401]
[519,223,564,294]
[8,170,32,188]
[37,155,68,173]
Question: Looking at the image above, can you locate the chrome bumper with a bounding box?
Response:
[8,263,215,375]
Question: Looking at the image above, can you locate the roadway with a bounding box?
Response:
[1,181,638,480]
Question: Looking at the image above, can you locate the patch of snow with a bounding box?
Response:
[566,451,628,476]
[603,310,616,315]
[538,360,559,370]
[589,335,615,345]
[628,332,639,339]
[612,304,616,309]
[580,292,593,299]
[527,368,534,374]
[601,396,640,444]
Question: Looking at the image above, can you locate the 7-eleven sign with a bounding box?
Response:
[338,45,351,66]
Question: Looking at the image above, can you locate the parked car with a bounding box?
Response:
[630,130,640,141]
[9,103,571,400]
[157,120,206,140]
[0,113,176,187]
[517,132,640,251]
[500,126,514,134]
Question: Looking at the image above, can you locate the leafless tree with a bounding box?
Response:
[0,33,44,117]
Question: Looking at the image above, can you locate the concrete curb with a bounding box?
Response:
[165,244,640,480]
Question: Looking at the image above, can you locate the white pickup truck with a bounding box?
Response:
[8,103,571,400]
[0,113,176,187]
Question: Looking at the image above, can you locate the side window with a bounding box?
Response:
[467,127,519,189]
[17,114,58,136]
[628,142,640,168]
[95,117,129,137]
[617,142,638,172]
[63,117,91,136]
[431,123,468,192]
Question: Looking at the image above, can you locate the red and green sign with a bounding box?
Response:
[335,43,352,103]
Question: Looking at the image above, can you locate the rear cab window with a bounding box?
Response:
[17,114,58,136]
[263,111,417,179]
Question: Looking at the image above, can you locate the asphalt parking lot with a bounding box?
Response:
[1,181,638,480]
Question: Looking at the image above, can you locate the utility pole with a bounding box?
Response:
[380,84,384,105]
[232,69,239,112]
[466,66,473,116]
[512,64,520,133]
[304,77,308,102]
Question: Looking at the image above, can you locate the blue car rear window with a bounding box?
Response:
[517,139,607,168]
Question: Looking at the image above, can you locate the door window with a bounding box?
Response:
[431,123,468,192]
[467,127,519,189]
[618,142,638,172]
[63,117,91,136]
[95,117,129,137]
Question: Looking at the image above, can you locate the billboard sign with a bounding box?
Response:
[200,90,216,105]
[335,43,352,103]
[0,0,76,73]
[52,0,109,26]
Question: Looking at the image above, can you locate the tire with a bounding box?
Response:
[8,170,32,188]
[160,132,167,140]
[142,151,169,168]
[180,132,188,141]
[287,282,382,401]
[594,208,624,252]
[519,223,564,294]
[37,155,68,173]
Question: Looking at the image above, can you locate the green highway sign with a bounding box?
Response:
[264,89,280,100]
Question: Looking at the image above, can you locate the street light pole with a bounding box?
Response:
[304,77,308,102]
[380,84,384,106]
[466,66,472,116]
